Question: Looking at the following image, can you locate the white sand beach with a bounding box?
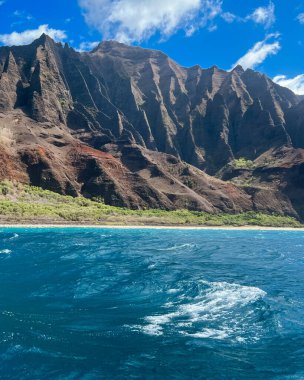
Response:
[0,224,304,231]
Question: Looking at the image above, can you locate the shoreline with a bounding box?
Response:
[0,223,304,231]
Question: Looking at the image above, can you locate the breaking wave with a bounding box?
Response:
[0,249,12,255]
[132,280,268,343]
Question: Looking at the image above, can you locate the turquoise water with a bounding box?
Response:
[0,228,304,379]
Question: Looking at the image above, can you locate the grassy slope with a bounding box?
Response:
[0,181,302,227]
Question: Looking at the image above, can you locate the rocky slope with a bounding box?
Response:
[0,34,303,219]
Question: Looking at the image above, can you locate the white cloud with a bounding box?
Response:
[221,12,238,23]
[208,24,218,32]
[78,40,99,52]
[13,10,33,20]
[78,0,222,43]
[231,33,281,70]
[0,24,67,46]
[220,2,275,28]
[273,74,304,95]
[297,13,304,24]
[246,2,275,28]
[11,10,34,27]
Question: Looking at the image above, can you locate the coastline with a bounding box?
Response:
[1,183,302,230]
[0,223,304,231]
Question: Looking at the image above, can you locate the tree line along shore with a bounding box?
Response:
[0,181,302,228]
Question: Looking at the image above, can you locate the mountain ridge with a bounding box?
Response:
[1,35,304,219]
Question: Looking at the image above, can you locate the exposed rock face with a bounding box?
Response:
[0,35,304,218]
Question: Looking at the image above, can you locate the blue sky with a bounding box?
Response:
[0,0,303,93]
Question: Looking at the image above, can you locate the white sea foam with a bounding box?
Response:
[167,289,179,294]
[183,328,230,340]
[0,249,12,255]
[134,281,267,342]
[141,324,164,336]
[9,233,19,240]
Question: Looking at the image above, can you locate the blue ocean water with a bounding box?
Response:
[0,228,304,379]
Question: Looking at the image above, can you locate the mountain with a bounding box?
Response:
[1,34,304,218]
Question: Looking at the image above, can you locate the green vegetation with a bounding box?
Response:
[0,181,302,228]
[232,157,254,169]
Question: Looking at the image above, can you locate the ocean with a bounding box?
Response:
[0,228,304,379]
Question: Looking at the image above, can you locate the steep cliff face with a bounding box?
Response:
[75,42,299,173]
[0,35,304,218]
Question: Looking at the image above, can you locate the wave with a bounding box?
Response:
[9,233,19,240]
[157,243,196,251]
[1,344,86,361]
[131,280,268,343]
[0,249,12,255]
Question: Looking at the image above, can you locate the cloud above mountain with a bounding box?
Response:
[231,33,280,70]
[246,2,275,28]
[222,2,275,28]
[273,74,304,95]
[78,0,223,43]
[0,24,66,46]
[78,0,277,43]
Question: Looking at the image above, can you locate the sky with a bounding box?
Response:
[0,0,303,94]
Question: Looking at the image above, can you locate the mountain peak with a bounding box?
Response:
[29,33,58,50]
[92,40,130,52]
[231,64,244,75]
[36,33,53,43]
